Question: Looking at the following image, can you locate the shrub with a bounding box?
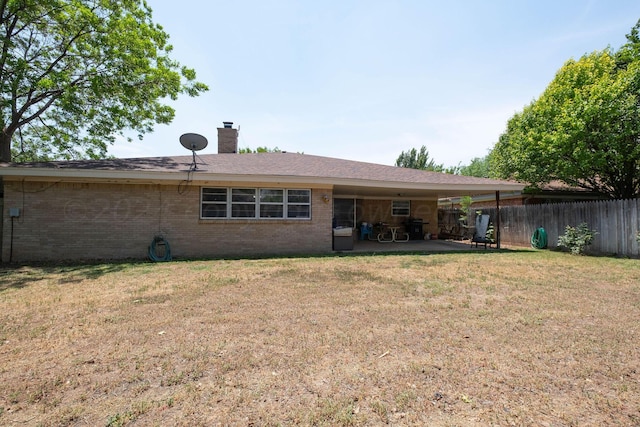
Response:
[557,223,598,255]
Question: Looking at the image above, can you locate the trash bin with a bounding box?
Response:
[333,227,353,250]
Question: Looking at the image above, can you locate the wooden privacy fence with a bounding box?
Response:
[480,199,640,257]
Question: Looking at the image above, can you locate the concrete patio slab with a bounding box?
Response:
[337,238,498,254]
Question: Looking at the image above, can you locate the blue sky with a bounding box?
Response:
[110,1,640,167]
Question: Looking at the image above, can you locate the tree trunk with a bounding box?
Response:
[1,129,12,163]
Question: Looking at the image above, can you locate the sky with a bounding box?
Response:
[109,0,640,167]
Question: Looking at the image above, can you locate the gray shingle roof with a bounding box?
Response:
[6,152,518,187]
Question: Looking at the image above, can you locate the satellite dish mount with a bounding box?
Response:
[179,133,208,170]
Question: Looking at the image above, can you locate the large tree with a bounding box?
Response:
[0,0,208,162]
[395,145,444,171]
[491,20,640,199]
[458,155,490,178]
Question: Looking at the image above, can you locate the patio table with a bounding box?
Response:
[377,225,409,242]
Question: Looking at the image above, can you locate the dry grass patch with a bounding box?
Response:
[1,251,639,426]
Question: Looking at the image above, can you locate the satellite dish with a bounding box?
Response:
[179,133,208,151]
[179,133,208,171]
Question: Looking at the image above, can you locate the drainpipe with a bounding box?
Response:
[8,207,20,263]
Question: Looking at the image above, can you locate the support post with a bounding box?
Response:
[495,191,501,249]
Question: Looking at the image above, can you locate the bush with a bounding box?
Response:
[557,223,598,255]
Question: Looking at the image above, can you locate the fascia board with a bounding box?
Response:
[321,177,526,192]
[1,167,525,192]
[1,168,183,183]
[195,175,525,192]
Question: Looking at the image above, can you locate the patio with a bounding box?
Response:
[340,237,497,254]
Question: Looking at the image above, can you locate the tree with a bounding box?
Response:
[238,146,282,153]
[458,155,490,178]
[491,21,640,199]
[1,0,208,163]
[395,145,444,171]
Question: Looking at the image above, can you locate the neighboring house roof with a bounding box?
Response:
[1,153,524,199]
[439,179,605,207]
[528,180,600,194]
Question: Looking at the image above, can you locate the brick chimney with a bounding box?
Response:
[217,122,238,153]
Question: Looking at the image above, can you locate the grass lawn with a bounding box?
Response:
[1,249,639,426]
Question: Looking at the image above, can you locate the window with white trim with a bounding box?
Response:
[231,188,256,218]
[286,189,311,218]
[201,188,227,218]
[392,200,410,216]
[201,187,311,219]
[259,189,283,218]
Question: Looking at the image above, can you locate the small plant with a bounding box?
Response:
[371,400,389,423]
[485,221,495,242]
[106,411,134,427]
[557,223,598,255]
[458,196,473,227]
[636,231,640,244]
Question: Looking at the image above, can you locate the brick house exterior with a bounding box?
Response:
[1,125,524,262]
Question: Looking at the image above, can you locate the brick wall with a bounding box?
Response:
[2,181,334,262]
[217,127,238,153]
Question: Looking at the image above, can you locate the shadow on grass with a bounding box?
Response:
[175,246,541,262]
[326,247,539,259]
[0,260,138,292]
[0,247,544,292]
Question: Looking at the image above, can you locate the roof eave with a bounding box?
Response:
[1,167,525,193]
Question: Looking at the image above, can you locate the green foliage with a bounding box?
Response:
[485,220,495,242]
[458,155,491,178]
[491,19,640,199]
[395,145,444,171]
[106,411,135,427]
[557,223,598,255]
[1,0,208,162]
[238,146,282,153]
[443,164,461,174]
[458,195,473,227]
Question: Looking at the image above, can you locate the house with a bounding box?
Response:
[0,123,524,262]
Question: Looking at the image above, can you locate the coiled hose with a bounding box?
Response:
[531,227,548,249]
[149,236,172,262]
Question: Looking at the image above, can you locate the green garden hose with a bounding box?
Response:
[149,236,172,261]
[531,227,548,249]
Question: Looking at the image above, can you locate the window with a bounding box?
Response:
[286,189,311,218]
[392,200,410,216]
[201,188,227,218]
[260,189,283,218]
[201,187,311,219]
[231,188,256,218]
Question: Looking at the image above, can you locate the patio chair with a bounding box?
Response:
[471,214,493,249]
[360,223,374,240]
